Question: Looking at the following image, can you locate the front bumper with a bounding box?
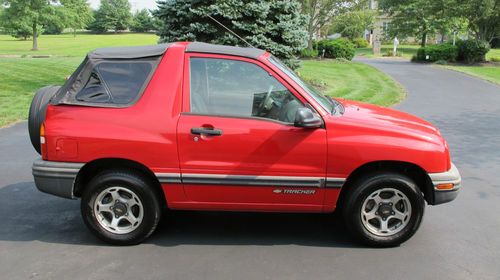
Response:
[32,158,84,199]
[428,163,461,205]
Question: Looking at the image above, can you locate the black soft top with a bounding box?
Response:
[86,42,266,60]
[88,43,171,59]
[186,42,266,59]
[52,42,267,107]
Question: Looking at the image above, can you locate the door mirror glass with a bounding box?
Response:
[294,107,322,128]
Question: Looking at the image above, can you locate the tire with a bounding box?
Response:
[28,85,60,154]
[81,169,162,245]
[342,172,425,247]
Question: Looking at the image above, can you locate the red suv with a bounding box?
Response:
[29,42,461,246]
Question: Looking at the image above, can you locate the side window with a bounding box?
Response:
[98,62,152,104]
[190,57,303,123]
[76,62,153,105]
[76,71,110,103]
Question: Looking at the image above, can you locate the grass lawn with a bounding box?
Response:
[0,33,405,127]
[298,60,405,106]
[440,64,500,85]
[0,33,158,56]
[0,57,82,127]
[356,44,419,58]
[0,33,159,127]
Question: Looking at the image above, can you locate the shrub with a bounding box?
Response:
[435,59,448,65]
[426,44,458,62]
[457,40,490,64]
[491,57,500,62]
[316,38,355,60]
[300,48,319,58]
[352,38,369,48]
[383,50,402,57]
[415,44,458,62]
[416,48,427,61]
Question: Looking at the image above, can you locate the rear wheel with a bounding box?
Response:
[81,169,162,245]
[343,173,425,247]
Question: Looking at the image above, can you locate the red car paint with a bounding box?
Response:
[42,42,451,212]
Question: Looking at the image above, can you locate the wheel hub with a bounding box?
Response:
[112,202,127,217]
[377,204,393,219]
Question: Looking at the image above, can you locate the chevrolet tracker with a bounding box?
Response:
[28,42,461,246]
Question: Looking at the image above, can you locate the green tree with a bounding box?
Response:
[130,9,154,32]
[330,9,376,39]
[379,0,456,47]
[0,5,32,40]
[88,9,106,33]
[60,0,93,36]
[1,0,58,50]
[153,0,308,69]
[88,0,132,33]
[0,5,3,32]
[0,16,33,39]
[299,0,365,50]
[458,0,499,43]
[42,5,66,34]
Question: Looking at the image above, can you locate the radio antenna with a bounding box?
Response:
[206,14,256,49]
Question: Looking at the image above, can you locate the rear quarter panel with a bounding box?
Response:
[44,43,186,175]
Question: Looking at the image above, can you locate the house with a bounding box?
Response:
[364,0,391,48]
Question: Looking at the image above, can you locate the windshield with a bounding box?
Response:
[268,56,335,114]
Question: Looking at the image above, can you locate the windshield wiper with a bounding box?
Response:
[325,95,337,114]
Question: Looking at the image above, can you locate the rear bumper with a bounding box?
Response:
[32,158,84,199]
[428,163,461,205]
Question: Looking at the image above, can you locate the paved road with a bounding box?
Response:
[1,59,500,280]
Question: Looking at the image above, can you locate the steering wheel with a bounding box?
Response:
[259,85,275,113]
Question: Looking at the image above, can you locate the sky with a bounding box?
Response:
[88,0,158,12]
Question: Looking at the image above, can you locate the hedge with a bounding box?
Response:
[300,48,319,58]
[416,44,458,62]
[414,40,491,64]
[352,38,369,48]
[316,38,355,60]
[457,40,490,64]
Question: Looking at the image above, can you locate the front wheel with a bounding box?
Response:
[81,170,162,245]
[343,173,425,247]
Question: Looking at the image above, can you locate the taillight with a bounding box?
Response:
[40,123,48,160]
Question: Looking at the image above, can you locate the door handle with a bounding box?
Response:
[191,127,223,136]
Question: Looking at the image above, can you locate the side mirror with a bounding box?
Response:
[294,107,323,128]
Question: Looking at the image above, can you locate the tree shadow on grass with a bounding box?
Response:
[0,181,362,249]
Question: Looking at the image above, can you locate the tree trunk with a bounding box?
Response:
[73,28,76,37]
[306,1,316,51]
[31,23,38,51]
[307,15,315,50]
[421,31,427,47]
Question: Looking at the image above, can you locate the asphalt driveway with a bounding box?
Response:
[1,59,500,280]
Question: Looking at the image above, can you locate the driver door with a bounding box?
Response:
[176,54,327,211]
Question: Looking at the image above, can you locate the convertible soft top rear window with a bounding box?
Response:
[51,44,170,107]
